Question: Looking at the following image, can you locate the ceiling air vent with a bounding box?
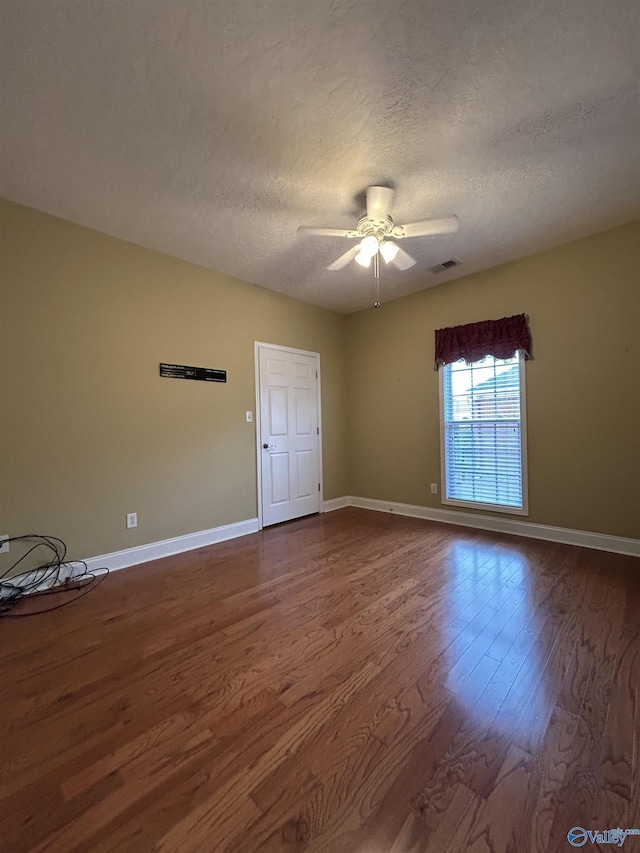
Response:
[430,258,461,273]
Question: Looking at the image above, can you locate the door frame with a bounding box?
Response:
[254,341,324,530]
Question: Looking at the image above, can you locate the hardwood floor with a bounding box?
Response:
[1,508,638,852]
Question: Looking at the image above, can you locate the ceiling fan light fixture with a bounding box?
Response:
[354,250,373,268]
[380,241,399,263]
[359,234,379,257]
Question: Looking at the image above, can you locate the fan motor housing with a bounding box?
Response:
[356,215,394,239]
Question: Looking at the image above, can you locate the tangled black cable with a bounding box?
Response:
[0,534,109,618]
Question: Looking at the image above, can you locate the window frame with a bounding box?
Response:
[438,350,529,516]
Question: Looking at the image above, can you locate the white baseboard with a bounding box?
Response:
[83,518,260,573]
[0,518,260,598]
[334,496,640,557]
[323,496,351,513]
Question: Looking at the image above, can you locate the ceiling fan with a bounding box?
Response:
[297,186,459,272]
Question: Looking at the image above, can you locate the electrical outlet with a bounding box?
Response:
[245,411,253,423]
[430,483,438,494]
[0,535,9,554]
[126,512,137,529]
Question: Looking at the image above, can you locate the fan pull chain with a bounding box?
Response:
[374,251,381,308]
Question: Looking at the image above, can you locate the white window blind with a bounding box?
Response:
[441,352,527,513]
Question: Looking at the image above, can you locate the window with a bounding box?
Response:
[439,352,528,515]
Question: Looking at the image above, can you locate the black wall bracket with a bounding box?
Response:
[160,363,227,383]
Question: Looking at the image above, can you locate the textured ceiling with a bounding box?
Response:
[1,1,638,313]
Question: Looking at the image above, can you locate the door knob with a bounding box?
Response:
[263,443,275,449]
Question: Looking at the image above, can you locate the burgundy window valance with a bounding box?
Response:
[434,313,532,369]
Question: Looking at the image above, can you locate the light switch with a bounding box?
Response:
[246,411,253,423]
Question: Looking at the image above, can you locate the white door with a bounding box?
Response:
[257,344,321,526]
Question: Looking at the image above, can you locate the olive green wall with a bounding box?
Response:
[346,221,640,539]
[0,199,347,565]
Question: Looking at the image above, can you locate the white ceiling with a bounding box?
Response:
[1,1,638,313]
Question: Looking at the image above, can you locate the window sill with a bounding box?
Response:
[441,497,529,517]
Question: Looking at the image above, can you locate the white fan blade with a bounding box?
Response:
[297,226,357,238]
[395,216,459,239]
[391,246,416,270]
[327,246,359,271]
[366,186,395,220]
